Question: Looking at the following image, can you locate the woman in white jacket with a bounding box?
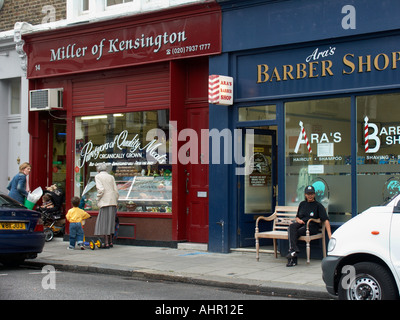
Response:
[94,163,119,248]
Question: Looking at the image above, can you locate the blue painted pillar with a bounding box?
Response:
[208,53,231,253]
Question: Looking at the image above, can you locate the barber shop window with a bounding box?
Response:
[357,93,400,213]
[74,110,172,213]
[238,105,276,122]
[285,97,352,222]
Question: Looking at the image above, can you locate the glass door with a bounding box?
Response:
[238,128,277,247]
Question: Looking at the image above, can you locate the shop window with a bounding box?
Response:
[357,93,400,213]
[74,110,172,213]
[285,97,351,222]
[238,105,276,122]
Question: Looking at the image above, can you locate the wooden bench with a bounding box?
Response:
[255,206,326,264]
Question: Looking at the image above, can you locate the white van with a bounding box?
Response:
[322,193,400,300]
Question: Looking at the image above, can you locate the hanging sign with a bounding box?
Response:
[208,75,233,105]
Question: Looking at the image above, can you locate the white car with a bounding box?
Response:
[322,193,400,300]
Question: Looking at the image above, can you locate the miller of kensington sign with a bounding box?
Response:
[24,12,221,79]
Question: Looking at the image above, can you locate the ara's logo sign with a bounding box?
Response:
[364,116,400,153]
[294,121,342,154]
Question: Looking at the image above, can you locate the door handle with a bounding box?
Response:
[186,174,189,194]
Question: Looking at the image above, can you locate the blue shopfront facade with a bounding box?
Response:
[208,0,400,253]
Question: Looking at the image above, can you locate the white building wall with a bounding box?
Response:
[0,39,29,193]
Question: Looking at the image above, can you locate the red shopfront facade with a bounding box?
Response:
[23,2,221,246]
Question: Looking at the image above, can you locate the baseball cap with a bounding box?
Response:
[304,185,315,194]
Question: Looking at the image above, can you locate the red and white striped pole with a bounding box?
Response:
[364,116,369,153]
[299,121,312,153]
[208,75,220,104]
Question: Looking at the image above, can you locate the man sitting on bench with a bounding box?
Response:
[287,185,332,267]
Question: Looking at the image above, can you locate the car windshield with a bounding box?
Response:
[0,194,25,208]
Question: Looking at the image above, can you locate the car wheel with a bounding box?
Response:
[338,262,398,300]
[44,228,54,242]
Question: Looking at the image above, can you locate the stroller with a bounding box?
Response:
[37,186,65,242]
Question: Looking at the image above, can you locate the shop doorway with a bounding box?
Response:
[31,114,66,209]
[238,128,277,247]
[185,106,209,243]
[37,116,67,189]
[50,121,67,191]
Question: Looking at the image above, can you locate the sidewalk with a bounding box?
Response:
[25,238,332,300]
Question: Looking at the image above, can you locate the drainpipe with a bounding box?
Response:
[216,219,225,253]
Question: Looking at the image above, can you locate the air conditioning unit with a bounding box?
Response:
[29,88,63,111]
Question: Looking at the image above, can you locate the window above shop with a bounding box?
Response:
[105,0,136,11]
[106,0,133,7]
[82,0,89,12]
[67,0,203,24]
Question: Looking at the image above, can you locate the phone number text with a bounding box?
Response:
[167,43,211,55]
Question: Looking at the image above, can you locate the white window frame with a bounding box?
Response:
[66,0,204,23]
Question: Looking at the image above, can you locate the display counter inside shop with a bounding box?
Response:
[82,171,172,214]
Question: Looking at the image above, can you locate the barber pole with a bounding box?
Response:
[301,121,312,153]
[294,121,312,154]
[364,116,369,153]
[208,75,220,104]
